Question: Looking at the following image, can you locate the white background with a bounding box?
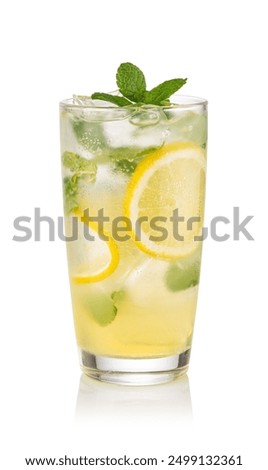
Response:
[1,0,268,468]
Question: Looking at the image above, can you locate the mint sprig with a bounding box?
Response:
[144,79,187,105]
[84,290,126,326]
[85,293,117,326]
[91,92,132,107]
[116,62,146,102]
[165,250,201,292]
[91,62,187,107]
[72,119,106,153]
[63,175,79,214]
[62,151,97,213]
[62,151,97,176]
[106,145,160,175]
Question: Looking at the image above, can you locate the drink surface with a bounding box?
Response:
[60,98,207,358]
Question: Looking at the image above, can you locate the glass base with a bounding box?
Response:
[79,349,191,386]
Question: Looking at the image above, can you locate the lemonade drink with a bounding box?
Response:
[60,93,207,384]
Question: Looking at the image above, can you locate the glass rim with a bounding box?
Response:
[60,93,207,111]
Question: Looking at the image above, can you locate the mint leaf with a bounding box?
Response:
[107,145,159,161]
[135,146,161,158]
[85,294,117,326]
[165,263,198,292]
[91,92,132,107]
[165,253,200,292]
[106,145,160,175]
[84,290,127,326]
[114,159,138,174]
[106,146,140,162]
[62,151,97,180]
[144,78,187,105]
[63,176,79,214]
[111,290,126,305]
[91,63,187,106]
[116,62,146,102]
[62,152,97,214]
[72,119,106,153]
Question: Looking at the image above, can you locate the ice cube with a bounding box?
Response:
[166,111,207,147]
[103,107,167,149]
[72,118,106,153]
[73,95,96,106]
[125,258,170,307]
[72,94,135,122]
[129,108,161,127]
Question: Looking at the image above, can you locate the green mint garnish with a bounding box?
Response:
[111,290,126,305]
[165,263,199,292]
[72,119,106,153]
[107,146,155,161]
[114,159,138,174]
[84,290,126,326]
[62,151,97,177]
[91,62,187,107]
[165,253,201,292]
[63,175,79,214]
[62,151,97,213]
[116,62,146,103]
[91,93,132,107]
[106,145,160,175]
[85,294,117,326]
[143,79,187,105]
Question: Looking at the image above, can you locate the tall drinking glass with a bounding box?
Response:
[60,95,207,385]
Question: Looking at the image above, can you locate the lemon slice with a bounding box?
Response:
[66,214,119,283]
[124,142,206,259]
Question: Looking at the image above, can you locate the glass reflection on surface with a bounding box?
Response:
[74,374,192,429]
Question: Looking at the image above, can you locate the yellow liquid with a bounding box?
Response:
[61,104,206,362]
[71,261,198,358]
[68,175,200,357]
